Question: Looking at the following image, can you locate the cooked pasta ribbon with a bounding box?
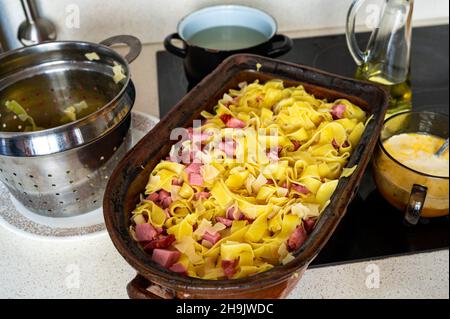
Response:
[130,80,367,280]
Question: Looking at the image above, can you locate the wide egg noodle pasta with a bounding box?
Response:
[130,80,367,280]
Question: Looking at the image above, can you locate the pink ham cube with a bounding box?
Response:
[203,231,221,245]
[288,226,307,251]
[195,191,211,200]
[291,183,310,195]
[188,173,204,186]
[226,206,243,220]
[304,218,316,234]
[152,249,180,268]
[221,259,238,278]
[215,216,233,227]
[331,104,346,120]
[146,192,160,203]
[135,223,158,242]
[169,262,187,275]
[185,163,202,175]
[291,140,301,151]
[226,117,246,128]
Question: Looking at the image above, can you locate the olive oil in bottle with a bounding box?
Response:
[355,63,412,117]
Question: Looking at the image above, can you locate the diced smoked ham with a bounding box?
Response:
[189,173,204,186]
[221,259,238,278]
[172,178,183,186]
[220,114,232,124]
[215,216,233,227]
[144,234,176,251]
[342,140,350,148]
[291,140,301,151]
[291,183,310,195]
[332,139,340,150]
[304,218,316,234]
[203,231,221,245]
[288,226,307,251]
[267,149,279,161]
[135,223,158,242]
[219,140,236,158]
[195,191,211,200]
[146,192,159,203]
[331,104,346,120]
[152,249,180,268]
[161,197,172,209]
[226,117,246,128]
[185,163,202,175]
[226,206,243,220]
[159,189,170,200]
[169,262,188,274]
[188,127,212,144]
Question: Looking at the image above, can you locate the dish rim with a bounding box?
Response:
[103,53,389,293]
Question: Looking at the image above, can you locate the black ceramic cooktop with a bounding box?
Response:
[156,25,449,268]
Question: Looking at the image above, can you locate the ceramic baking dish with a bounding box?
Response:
[103,54,389,299]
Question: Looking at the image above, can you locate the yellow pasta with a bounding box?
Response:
[130,80,367,280]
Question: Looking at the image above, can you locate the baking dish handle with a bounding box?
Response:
[127,275,176,299]
[100,35,142,64]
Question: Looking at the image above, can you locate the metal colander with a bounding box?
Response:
[0,35,142,217]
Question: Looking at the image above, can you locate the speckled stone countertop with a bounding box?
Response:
[0,226,448,298]
[0,25,448,299]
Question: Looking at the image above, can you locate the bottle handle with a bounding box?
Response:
[404,184,428,226]
[346,0,369,66]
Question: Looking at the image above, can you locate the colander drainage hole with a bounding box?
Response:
[69,180,74,184]
[29,175,34,178]
[5,178,8,182]
[18,182,22,186]
[59,201,64,204]
[75,198,80,201]
[66,170,71,174]
[73,190,77,193]
[48,174,52,177]
[93,200,97,204]
[13,173,16,176]
[56,193,60,196]
[100,156,105,161]
[52,184,56,187]
[33,185,38,188]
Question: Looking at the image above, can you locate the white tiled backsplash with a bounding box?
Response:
[32,0,450,44]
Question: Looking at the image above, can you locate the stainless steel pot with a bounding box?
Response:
[0,35,142,217]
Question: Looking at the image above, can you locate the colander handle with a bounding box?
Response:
[100,35,142,63]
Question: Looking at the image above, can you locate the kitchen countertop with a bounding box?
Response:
[0,23,449,299]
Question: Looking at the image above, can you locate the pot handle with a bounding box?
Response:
[164,33,187,58]
[127,274,176,299]
[100,35,142,64]
[404,184,428,226]
[266,34,293,58]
